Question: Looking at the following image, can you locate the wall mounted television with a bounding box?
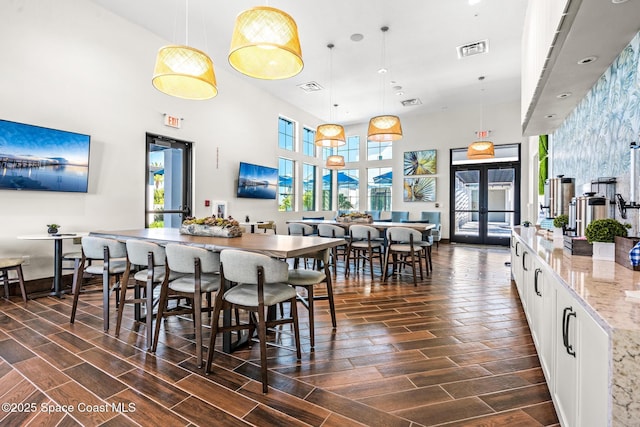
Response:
[0,119,91,193]
[236,161,278,199]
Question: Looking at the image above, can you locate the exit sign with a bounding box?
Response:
[164,114,181,129]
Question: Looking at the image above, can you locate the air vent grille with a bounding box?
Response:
[456,40,489,59]
[401,98,422,107]
[297,81,323,92]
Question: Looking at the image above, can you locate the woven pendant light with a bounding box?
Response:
[326,154,346,169]
[467,76,495,159]
[229,6,303,80]
[152,45,217,100]
[367,26,403,142]
[315,43,346,147]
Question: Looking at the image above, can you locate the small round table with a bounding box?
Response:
[17,233,87,298]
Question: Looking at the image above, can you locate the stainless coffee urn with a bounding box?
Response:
[544,175,575,218]
[574,193,608,237]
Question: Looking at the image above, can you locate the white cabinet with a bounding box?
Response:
[511,232,610,427]
[553,287,609,427]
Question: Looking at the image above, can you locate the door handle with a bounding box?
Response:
[534,268,542,296]
[562,306,577,357]
[522,251,528,271]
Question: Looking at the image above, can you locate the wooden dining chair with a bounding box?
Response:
[151,244,220,367]
[205,249,301,393]
[0,258,28,303]
[70,236,127,332]
[317,224,348,276]
[346,225,384,280]
[382,227,425,286]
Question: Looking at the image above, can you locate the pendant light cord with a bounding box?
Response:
[328,43,335,122]
[185,0,189,45]
[379,26,389,114]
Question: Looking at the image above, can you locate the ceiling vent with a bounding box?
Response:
[401,98,422,107]
[297,81,323,92]
[456,39,489,59]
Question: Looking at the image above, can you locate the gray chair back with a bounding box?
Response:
[364,210,381,220]
[317,224,346,238]
[386,227,423,243]
[349,225,378,240]
[220,249,289,284]
[82,236,126,260]
[165,244,220,274]
[288,223,314,236]
[126,240,166,266]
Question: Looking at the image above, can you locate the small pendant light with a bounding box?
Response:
[467,76,495,159]
[315,43,346,147]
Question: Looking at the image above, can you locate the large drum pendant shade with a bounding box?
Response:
[229,6,303,80]
[152,45,218,100]
[467,140,495,159]
[315,123,346,148]
[367,115,403,142]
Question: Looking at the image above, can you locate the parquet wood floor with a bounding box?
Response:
[0,243,559,426]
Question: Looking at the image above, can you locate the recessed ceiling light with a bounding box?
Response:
[578,56,598,65]
[557,92,572,99]
[377,67,388,74]
[396,91,404,96]
[612,0,629,4]
[468,0,482,5]
[350,33,364,42]
[392,85,402,90]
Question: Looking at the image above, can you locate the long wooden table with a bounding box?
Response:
[89,228,345,352]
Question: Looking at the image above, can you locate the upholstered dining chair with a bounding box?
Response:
[257,221,277,234]
[317,224,348,276]
[205,249,301,394]
[382,227,425,286]
[287,223,315,236]
[115,239,176,350]
[0,258,28,303]
[391,211,410,222]
[346,225,384,280]
[70,236,127,332]
[151,243,220,368]
[287,248,337,348]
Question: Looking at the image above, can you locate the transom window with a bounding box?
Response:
[303,127,316,157]
[278,117,295,151]
[337,136,359,162]
[367,141,392,161]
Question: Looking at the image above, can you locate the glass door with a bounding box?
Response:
[145,133,193,228]
[450,164,519,245]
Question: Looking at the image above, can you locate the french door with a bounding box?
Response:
[450,162,520,245]
[145,133,193,228]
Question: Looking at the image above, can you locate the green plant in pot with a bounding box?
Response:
[553,214,569,230]
[585,218,630,243]
[47,223,60,234]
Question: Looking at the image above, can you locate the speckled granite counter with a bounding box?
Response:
[514,227,640,426]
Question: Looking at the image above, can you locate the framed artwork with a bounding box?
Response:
[212,201,227,218]
[403,177,436,202]
[404,149,437,175]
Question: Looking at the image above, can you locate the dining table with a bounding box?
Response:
[89,228,345,352]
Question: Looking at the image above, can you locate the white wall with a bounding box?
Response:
[0,0,322,279]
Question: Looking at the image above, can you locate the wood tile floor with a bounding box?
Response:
[0,243,559,426]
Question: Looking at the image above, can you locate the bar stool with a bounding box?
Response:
[0,258,28,303]
[69,236,127,332]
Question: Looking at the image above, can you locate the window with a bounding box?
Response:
[367,167,392,211]
[367,141,392,160]
[337,135,359,162]
[303,163,316,211]
[322,147,332,161]
[338,168,359,212]
[303,127,316,157]
[278,157,295,211]
[322,168,333,210]
[278,117,295,151]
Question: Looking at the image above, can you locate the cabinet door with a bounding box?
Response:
[553,287,578,427]
[537,264,555,387]
[577,311,609,427]
[511,235,524,296]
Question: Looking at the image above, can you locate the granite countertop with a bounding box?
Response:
[514,226,640,334]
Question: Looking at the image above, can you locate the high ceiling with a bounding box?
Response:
[89,0,527,126]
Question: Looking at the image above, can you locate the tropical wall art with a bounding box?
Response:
[404,177,436,202]
[553,31,640,190]
[404,149,437,175]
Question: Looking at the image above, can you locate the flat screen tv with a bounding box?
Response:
[0,119,90,192]
[237,161,278,199]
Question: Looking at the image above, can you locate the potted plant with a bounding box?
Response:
[47,223,60,234]
[552,214,569,239]
[585,218,630,261]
